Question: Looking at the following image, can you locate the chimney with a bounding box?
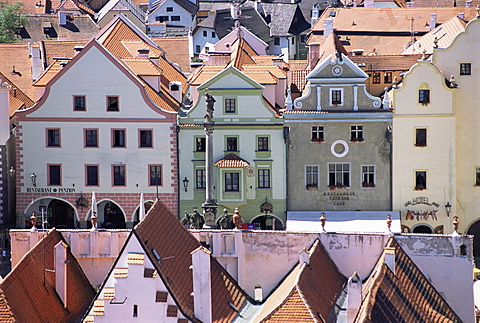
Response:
[138,48,150,59]
[311,4,320,27]
[169,81,182,103]
[323,18,333,40]
[0,81,9,144]
[430,13,437,31]
[308,42,320,69]
[191,247,212,323]
[346,272,362,323]
[59,11,67,26]
[465,0,472,7]
[458,12,465,19]
[384,246,395,274]
[364,0,374,7]
[254,286,263,302]
[54,241,68,307]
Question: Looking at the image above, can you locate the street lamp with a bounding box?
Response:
[445,202,452,217]
[183,177,189,192]
[30,172,37,187]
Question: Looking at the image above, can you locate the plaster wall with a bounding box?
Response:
[193,27,218,55]
[214,28,268,55]
[147,0,193,30]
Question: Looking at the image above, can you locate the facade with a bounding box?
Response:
[146,0,198,37]
[96,0,147,32]
[14,38,178,229]
[284,50,393,225]
[179,66,286,229]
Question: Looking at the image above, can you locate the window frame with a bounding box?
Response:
[419,89,430,105]
[225,172,240,191]
[372,72,381,84]
[73,95,86,111]
[112,129,126,148]
[112,165,126,186]
[224,98,236,113]
[273,37,280,46]
[106,95,119,112]
[195,137,206,152]
[226,136,238,152]
[328,163,350,188]
[258,168,271,189]
[329,88,343,106]
[166,6,173,11]
[311,126,324,142]
[415,170,427,190]
[171,15,180,21]
[476,167,480,186]
[305,165,319,189]
[460,62,471,75]
[415,128,427,147]
[384,72,392,84]
[84,129,98,148]
[86,164,99,186]
[196,168,206,189]
[149,165,163,187]
[203,30,207,37]
[48,164,62,186]
[139,129,153,148]
[46,128,61,147]
[257,136,269,151]
[350,125,364,142]
[361,165,375,188]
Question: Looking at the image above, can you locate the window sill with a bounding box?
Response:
[257,187,272,190]
[350,139,364,143]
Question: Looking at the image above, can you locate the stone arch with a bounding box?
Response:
[86,199,126,229]
[24,197,79,229]
[132,200,154,225]
[466,219,480,267]
[250,214,284,230]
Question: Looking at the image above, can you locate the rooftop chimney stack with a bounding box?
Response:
[311,4,319,27]
[54,241,68,308]
[0,81,10,145]
[323,18,333,40]
[191,247,212,322]
[308,42,320,69]
[384,246,395,274]
[346,272,362,323]
[466,0,472,7]
[430,13,437,31]
[365,0,374,8]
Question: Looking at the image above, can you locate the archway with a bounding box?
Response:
[133,200,154,225]
[251,215,284,230]
[412,225,433,234]
[102,201,126,228]
[24,197,78,229]
[467,220,480,267]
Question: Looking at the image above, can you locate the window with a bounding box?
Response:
[362,165,375,187]
[384,72,392,84]
[139,130,152,148]
[258,169,270,188]
[291,37,294,45]
[48,164,61,186]
[212,31,216,37]
[107,96,119,111]
[47,129,60,147]
[112,129,126,147]
[171,16,180,21]
[74,95,86,111]
[311,126,324,142]
[258,137,269,151]
[476,167,480,186]
[203,30,207,37]
[196,169,206,189]
[300,35,307,43]
[225,98,236,113]
[113,165,126,186]
[372,72,381,84]
[166,6,173,11]
[225,172,239,191]
[273,37,280,46]
[329,163,350,187]
[460,63,471,75]
[419,90,430,104]
[86,165,99,186]
[331,89,342,105]
[305,166,319,189]
[85,129,98,147]
[156,16,169,22]
[195,137,205,151]
[226,137,237,151]
[415,171,427,190]
[351,125,364,141]
[149,165,162,186]
[133,304,138,318]
[195,45,201,53]
[415,128,427,147]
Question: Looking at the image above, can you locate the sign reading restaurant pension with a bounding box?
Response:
[25,187,76,193]
[323,191,356,206]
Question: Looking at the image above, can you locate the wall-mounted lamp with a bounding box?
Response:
[445,201,452,217]
[30,172,37,187]
[8,166,15,178]
[183,177,189,192]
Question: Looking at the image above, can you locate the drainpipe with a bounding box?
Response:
[283,126,290,228]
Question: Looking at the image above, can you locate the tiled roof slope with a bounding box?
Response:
[355,238,462,323]
[3,0,52,14]
[0,72,35,115]
[0,44,35,101]
[215,153,251,168]
[257,239,346,322]
[134,199,250,322]
[0,229,95,323]
[0,291,15,322]
[151,36,191,74]
[260,3,310,36]
[349,54,424,71]
[42,40,89,67]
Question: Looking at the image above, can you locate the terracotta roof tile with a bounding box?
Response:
[0,290,15,322]
[355,238,462,322]
[287,69,310,94]
[243,70,277,85]
[261,289,314,322]
[152,36,191,74]
[42,40,88,67]
[0,229,95,322]
[349,54,424,71]
[122,57,164,75]
[134,200,250,322]
[0,44,35,101]
[214,153,250,168]
[0,72,35,116]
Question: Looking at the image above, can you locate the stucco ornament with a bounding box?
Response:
[331,140,349,158]
[332,65,343,76]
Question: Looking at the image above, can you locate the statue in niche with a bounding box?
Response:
[188,208,205,229]
[218,209,235,229]
[204,91,216,122]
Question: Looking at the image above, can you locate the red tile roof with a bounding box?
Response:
[214,153,250,168]
[0,72,35,116]
[152,36,191,74]
[0,229,95,322]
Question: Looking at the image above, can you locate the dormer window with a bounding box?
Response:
[42,21,52,33]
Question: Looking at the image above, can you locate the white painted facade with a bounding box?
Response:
[147,0,196,36]
[15,40,178,229]
[192,26,219,55]
[213,27,268,55]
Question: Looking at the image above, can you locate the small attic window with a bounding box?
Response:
[170,84,179,91]
[43,21,52,33]
[329,11,336,17]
